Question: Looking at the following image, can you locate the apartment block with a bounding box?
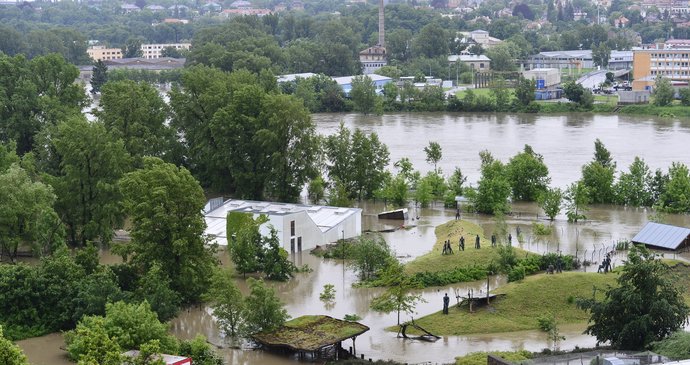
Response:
[87,46,123,61]
[140,43,191,59]
[632,45,690,91]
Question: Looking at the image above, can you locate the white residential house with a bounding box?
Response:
[203,199,362,253]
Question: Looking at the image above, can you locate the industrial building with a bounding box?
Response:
[203,198,362,253]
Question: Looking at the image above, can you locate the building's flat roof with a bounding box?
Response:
[448,54,491,62]
[204,199,361,246]
[277,73,317,83]
[631,222,690,250]
[332,74,392,85]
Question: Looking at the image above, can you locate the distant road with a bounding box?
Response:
[576,70,608,89]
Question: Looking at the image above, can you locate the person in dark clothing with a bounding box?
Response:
[448,241,454,254]
[556,255,563,273]
[455,208,460,220]
[491,234,496,247]
[459,236,465,251]
[508,233,512,244]
[475,234,481,249]
[443,293,450,314]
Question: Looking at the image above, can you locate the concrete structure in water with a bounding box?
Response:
[632,41,690,91]
[359,0,387,75]
[203,198,362,253]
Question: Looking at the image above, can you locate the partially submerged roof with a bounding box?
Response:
[252,315,369,352]
[631,222,690,250]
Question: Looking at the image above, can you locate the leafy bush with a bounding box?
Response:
[507,265,526,282]
[650,331,690,360]
[411,266,487,287]
[532,222,553,236]
[455,350,532,365]
[344,314,362,322]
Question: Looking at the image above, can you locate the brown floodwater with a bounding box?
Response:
[18,113,690,364]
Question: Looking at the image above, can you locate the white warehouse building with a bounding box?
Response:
[203,198,362,253]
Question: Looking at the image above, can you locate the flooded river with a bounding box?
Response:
[18,113,690,364]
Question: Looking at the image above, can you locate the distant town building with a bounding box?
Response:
[632,41,690,91]
[221,8,271,16]
[141,43,191,59]
[120,3,140,13]
[522,68,561,88]
[526,50,632,70]
[87,45,123,61]
[333,74,393,96]
[448,54,491,71]
[145,4,166,11]
[456,29,503,50]
[229,0,253,8]
[359,0,387,74]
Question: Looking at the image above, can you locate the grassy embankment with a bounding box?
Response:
[408,271,617,336]
[404,220,534,276]
[405,260,690,336]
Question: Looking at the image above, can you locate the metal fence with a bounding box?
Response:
[517,350,669,365]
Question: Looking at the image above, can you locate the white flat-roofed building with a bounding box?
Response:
[140,43,191,59]
[203,198,362,253]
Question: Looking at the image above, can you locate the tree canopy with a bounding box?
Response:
[578,246,689,350]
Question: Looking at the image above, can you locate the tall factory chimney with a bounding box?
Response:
[378,0,385,47]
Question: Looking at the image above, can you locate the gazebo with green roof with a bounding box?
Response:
[251,315,369,360]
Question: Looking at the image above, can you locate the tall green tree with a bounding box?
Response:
[653,76,675,107]
[243,278,289,334]
[578,246,689,350]
[90,60,108,94]
[0,165,63,261]
[350,235,394,281]
[592,43,611,68]
[514,76,536,107]
[40,117,130,247]
[350,75,378,115]
[205,268,245,337]
[470,150,511,214]
[657,162,690,214]
[324,124,389,200]
[537,187,563,221]
[261,229,296,281]
[119,157,217,303]
[122,38,143,58]
[96,80,179,165]
[370,262,424,325]
[564,181,589,222]
[226,212,262,277]
[257,93,319,202]
[0,53,86,154]
[424,141,442,172]
[614,157,653,207]
[581,139,616,204]
[506,145,551,201]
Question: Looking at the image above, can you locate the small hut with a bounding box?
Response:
[631,222,690,251]
[251,315,369,360]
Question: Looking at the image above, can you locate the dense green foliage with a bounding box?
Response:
[170,67,318,201]
[578,246,689,350]
[243,278,290,334]
[350,235,395,281]
[119,157,217,304]
[650,331,690,360]
[0,327,29,365]
[468,151,511,214]
[506,145,550,201]
[324,123,390,201]
[65,301,184,363]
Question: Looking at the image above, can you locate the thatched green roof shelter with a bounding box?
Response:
[251,315,369,358]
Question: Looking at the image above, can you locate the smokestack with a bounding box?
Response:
[378,0,385,47]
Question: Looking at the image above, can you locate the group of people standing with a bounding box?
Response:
[442,234,484,255]
[598,252,613,273]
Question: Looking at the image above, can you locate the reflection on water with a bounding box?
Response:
[18,113,690,364]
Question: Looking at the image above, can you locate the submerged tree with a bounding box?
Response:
[506,145,550,201]
[243,278,289,334]
[424,141,443,173]
[578,246,689,349]
[538,187,563,221]
[564,181,589,223]
[371,262,425,325]
[205,268,245,337]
